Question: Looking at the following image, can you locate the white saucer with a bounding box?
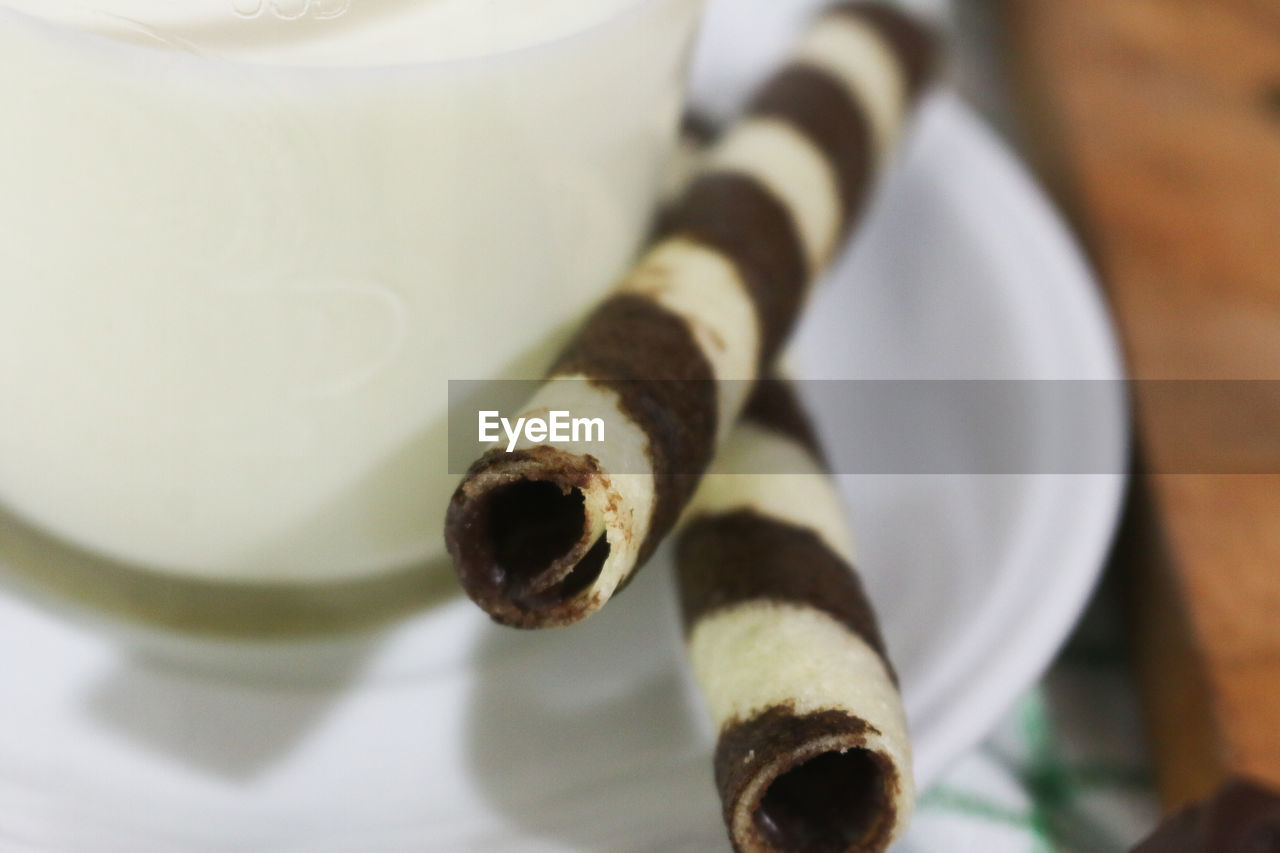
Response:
[790,92,1127,789]
[0,13,1127,849]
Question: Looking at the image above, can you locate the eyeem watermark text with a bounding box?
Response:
[479,411,605,453]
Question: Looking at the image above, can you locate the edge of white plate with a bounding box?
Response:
[894,95,1130,787]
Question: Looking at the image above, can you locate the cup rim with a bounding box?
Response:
[0,0,688,78]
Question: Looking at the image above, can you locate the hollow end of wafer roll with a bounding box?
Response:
[682,377,913,851]
[721,723,900,853]
[445,446,615,628]
[446,0,940,630]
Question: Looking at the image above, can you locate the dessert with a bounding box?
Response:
[676,378,913,853]
[445,1,939,628]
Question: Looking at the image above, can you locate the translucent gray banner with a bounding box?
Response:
[448,380,1280,475]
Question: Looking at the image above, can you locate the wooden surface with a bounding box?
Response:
[1002,0,1280,810]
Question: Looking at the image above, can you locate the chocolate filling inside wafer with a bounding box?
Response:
[485,481,607,601]
[757,748,895,853]
[717,708,898,853]
[446,450,611,625]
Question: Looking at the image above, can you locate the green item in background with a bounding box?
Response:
[898,576,1160,852]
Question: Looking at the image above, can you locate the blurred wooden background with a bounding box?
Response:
[999,0,1280,810]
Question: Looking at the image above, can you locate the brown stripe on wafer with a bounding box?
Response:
[715,706,900,853]
[680,111,720,147]
[661,173,809,368]
[740,376,825,463]
[747,64,874,231]
[676,510,893,679]
[550,293,717,565]
[656,112,724,220]
[829,2,940,99]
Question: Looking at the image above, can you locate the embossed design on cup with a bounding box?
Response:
[199,271,409,458]
[231,0,350,21]
[279,274,409,400]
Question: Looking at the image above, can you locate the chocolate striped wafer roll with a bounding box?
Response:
[445,3,938,628]
[677,378,911,853]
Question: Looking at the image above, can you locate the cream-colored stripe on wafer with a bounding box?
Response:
[683,422,855,564]
[707,118,844,270]
[620,238,760,440]
[689,601,914,815]
[508,376,655,601]
[794,15,907,161]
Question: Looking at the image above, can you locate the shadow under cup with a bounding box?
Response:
[0,0,704,633]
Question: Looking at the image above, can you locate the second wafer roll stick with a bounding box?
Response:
[677,378,912,853]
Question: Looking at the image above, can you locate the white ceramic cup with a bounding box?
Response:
[0,0,705,584]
